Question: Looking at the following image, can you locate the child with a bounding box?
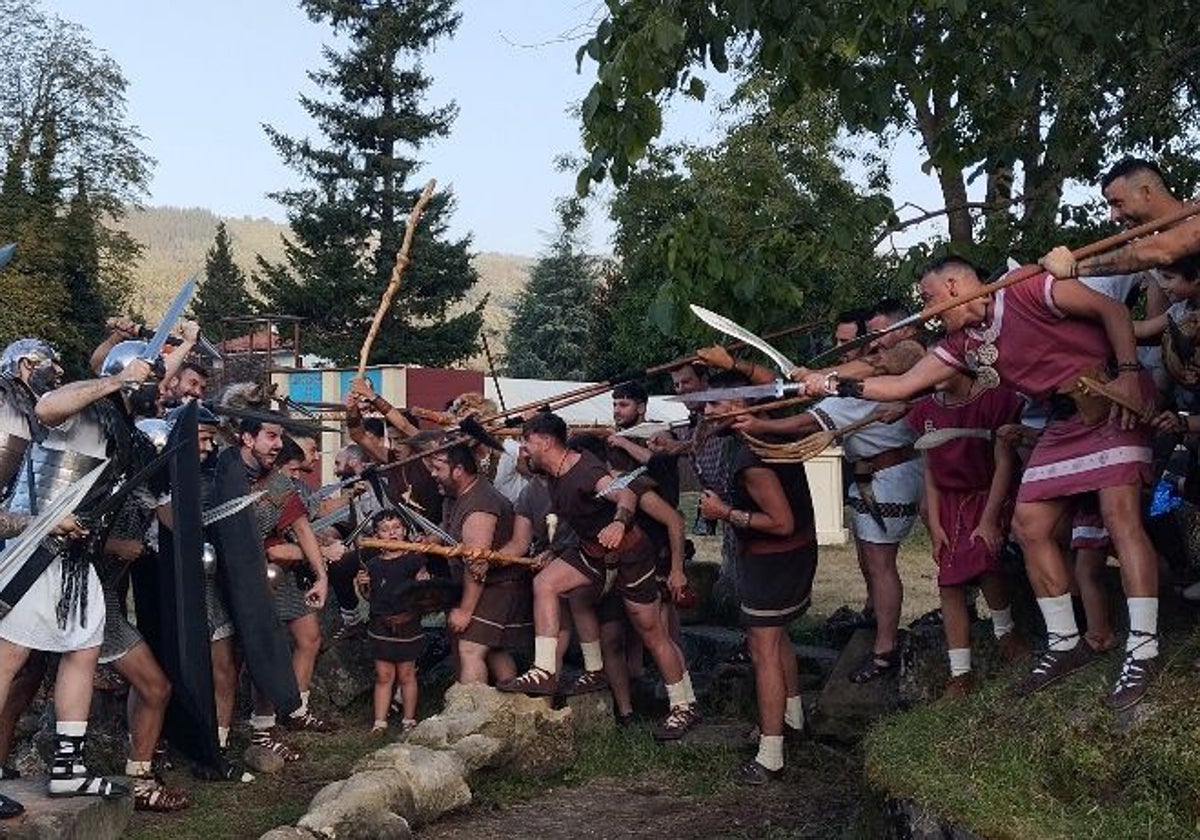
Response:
[907,372,1028,697]
[355,511,427,733]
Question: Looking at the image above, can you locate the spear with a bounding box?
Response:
[358,537,538,569]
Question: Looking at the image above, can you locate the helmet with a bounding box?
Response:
[1,338,61,396]
[135,418,171,451]
[165,401,219,427]
[101,340,151,378]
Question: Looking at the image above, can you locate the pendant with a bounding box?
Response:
[965,349,979,369]
[976,366,1000,389]
[976,343,999,366]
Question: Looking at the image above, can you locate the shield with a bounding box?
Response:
[209,445,300,715]
[129,404,222,769]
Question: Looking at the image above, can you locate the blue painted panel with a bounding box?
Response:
[287,370,324,404]
[338,368,381,400]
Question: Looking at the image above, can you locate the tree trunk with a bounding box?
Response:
[910,86,973,243]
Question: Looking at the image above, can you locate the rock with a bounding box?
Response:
[704,663,756,719]
[300,769,415,839]
[0,778,132,840]
[351,743,469,826]
[884,798,985,840]
[563,690,614,735]
[809,628,900,743]
[823,605,873,648]
[509,710,574,778]
[405,710,492,750]
[794,644,840,678]
[663,720,748,750]
[244,743,286,774]
[259,828,319,840]
[311,633,375,710]
[447,733,504,773]
[680,625,744,675]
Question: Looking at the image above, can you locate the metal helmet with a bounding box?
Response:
[101,340,151,378]
[135,418,171,451]
[1,338,58,381]
[165,401,220,427]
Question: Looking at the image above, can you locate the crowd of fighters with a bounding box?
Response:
[0,155,1197,816]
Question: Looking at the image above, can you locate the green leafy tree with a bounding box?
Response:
[575,0,1200,260]
[192,221,256,336]
[505,201,596,380]
[257,0,482,366]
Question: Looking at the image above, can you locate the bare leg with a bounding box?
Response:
[940,585,971,651]
[287,613,321,693]
[112,643,172,763]
[457,640,490,685]
[747,626,785,736]
[372,661,396,725]
[623,599,683,685]
[600,616,632,716]
[52,646,99,722]
[859,541,902,654]
[0,654,46,767]
[210,638,237,732]
[485,650,517,683]
[396,662,418,721]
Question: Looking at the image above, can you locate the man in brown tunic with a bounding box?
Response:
[428,443,531,685]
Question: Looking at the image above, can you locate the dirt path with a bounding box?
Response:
[420,739,865,840]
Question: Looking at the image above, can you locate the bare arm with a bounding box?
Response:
[980,437,1015,528]
[36,364,145,428]
[738,466,794,537]
[502,513,533,557]
[858,353,958,403]
[1133,312,1169,341]
[637,490,685,579]
[159,320,199,394]
[457,511,498,616]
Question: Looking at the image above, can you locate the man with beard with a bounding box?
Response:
[241,417,332,762]
[162,361,209,405]
[697,372,818,784]
[0,340,166,810]
[501,413,696,741]
[428,442,530,685]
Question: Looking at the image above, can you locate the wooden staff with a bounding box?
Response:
[810,201,1200,367]
[744,410,892,463]
[356,179,437,376]
[358,537,537,568]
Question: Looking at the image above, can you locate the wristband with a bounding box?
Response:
[346,414,362,429]
[372,395,394,414]
[823,371,840,396]
[836,378,865,398]
[1115,361,1141,374]
[613,507,634,526]
[729,509,751,529]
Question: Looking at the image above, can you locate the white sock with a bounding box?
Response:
[681,672,696,705]
[250,714,276,731]
[290,691,310,719]
[125,759,152,777]
[534,636,558,674]
[402,718,416,727]
[991,606,1014,638]
[948,648,972,677]
[755,734,784,771]
[784,696,804,731]
[57,720,87,738]
[1126,597,1159,660]
[371,720,387,731]
[1037,595,1079,651]
[580,641,604,672]
[217,726,230,748]
[665,679,687,709]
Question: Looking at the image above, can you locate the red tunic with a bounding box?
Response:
[908,387,1024,585]
[933,271,1153,502]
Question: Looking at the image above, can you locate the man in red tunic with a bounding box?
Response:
[802,256,1161,710]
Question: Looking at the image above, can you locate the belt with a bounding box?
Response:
[848,498,919,519]
[580,525,646,566]
[856,445,916,477]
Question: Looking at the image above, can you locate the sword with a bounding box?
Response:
[135,324,222,361]
[142,276,199,361]
[201,491,265,527]
[392,497,455,544]
[306,505,352,533]
[598,466,648,498]
[615,420,689,439]
[913,427,994,451]
[666,381,804,403]
[689,305,798,376]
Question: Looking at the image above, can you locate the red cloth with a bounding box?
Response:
[908,387,1024,586]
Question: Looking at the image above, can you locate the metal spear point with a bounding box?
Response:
[597,466,648,498]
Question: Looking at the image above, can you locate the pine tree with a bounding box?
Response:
[505,201,595,381]
[257,0,482,367]
[192,221,256,336]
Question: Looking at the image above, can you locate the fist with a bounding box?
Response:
[178,319,201,343]
[118,358,154,384]
[695,344,735,371]
[1039,245,1076,279]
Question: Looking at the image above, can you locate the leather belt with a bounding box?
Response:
[857,445,916,476]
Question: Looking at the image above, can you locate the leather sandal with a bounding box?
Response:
[132,776,190,812]
[848,649,900,684]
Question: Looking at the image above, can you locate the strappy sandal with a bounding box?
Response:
[848,649,899,684]
[250,728,303,763]
[132,776,190,812]
[47,774,129,799]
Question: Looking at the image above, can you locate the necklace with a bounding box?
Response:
[554,449,570,478]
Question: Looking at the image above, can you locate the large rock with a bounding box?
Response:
[0,778,132,840]
[311,635,375,710]
[260,828,319,840]
[300,769,416,839]
[677,561,722,625]
[446,734,504,773]
[809,628,900,743]
[562,690,614,736]
[351,744,470,826]
[884,798,985,840]
[898,621,1010,706]
[680,625,744,675]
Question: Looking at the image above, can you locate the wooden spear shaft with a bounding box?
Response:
[357,179,437,376]
[358,537,537,568]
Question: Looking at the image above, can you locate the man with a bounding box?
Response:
[834,308,868,360]
[698,372,817,783]
[345,379,442,515]
[241,416,333,761]
[804,257,1160,709]
[428,442,530,684]
[1042,157,1199,278]
[612,382,649,431]
[502,413,697,741]
[163,361,209,404]
[327,444,381,641]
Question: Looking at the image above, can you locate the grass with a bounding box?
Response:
[864,629,1200,840]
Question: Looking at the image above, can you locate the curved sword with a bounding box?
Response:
[689,305,798,376]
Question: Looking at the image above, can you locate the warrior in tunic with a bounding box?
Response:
[803,256,1162,711]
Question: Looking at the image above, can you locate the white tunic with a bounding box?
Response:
[0,409,107,652]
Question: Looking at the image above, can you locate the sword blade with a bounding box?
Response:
[0,459,108,578]
[142,275,198,359]
[689,305,798,376]
[667,382,794,402]
[598,466,648,498]
[307,505,351,533]
[913,428,994,451]
[201,490,265,527]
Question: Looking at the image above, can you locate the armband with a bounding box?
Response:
[836,378,865,398]
[613,507,634,526]
[729,509,751,529]
[372,395,394,414]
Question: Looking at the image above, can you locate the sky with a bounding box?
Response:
[42,0,956,257]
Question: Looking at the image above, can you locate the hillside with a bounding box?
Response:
[116,206,533,362]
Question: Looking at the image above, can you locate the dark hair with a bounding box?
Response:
[670,362,708,381]
[918,255,985,283]
[834,308,868,337]
[180,360,210,380]
[278,435,304,465]
[706,370,751,390]
[612,382,648,403]
[439,441,478,476]
[1163,255,1200,283]
[568,433,607,458]
[239,417,265,437]
[522,411,567,444]
[362,417,386,438]
[372,509,405,528]
[870,297,911,321]
[1100,157,1169,192]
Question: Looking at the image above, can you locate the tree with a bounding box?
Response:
[575,1,1200,259]
[256,0,482,367]
[192,222,256,337]
[505,201,595,380]
[0,0,149,370]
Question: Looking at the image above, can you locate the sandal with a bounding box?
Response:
[47,774,128,799]
[250,727,303,762]
[132,776,190,812]
[848,649,899,684]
